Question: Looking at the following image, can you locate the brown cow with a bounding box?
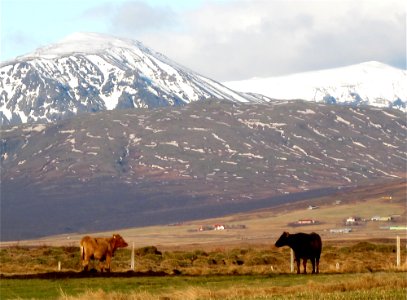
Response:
[80,234,128,272]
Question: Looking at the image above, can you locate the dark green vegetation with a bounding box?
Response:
[1,240,406,299]
[1,100,406,240]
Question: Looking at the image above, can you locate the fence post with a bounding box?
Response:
[396,236,400,267]
[130,242,135,271]
[290,249,294,273]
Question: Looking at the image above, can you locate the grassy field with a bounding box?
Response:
[1,240,406,275]
[1,240,406,299]
[1,180,406,299]
[1,272,406,299]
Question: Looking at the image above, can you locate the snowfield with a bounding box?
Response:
[224,61,406,111]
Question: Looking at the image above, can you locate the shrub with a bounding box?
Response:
[160,258,181,270]
[209,252,226,265]
[181,252,198,262]
[244,254,276,266]
[192,257,211,267]
[193,249,208,257]
[142,253,163,263]
[229,248,249,256]
[351,242,377,252]
[135,246,162,256]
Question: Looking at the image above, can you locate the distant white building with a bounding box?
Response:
[214,224,225,230]
[297,219,316,224]
[346,217,356,225]
[330,228,352,234]
[371,216,392,221]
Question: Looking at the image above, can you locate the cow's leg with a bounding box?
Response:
[82,256,90,272]
[99,261,105,272]
[316,257,320,274]
[302,258,307,274]
[295,257,301,274]
[105,255,111,273]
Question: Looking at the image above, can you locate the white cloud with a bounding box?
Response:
[89,0,407,81]
[111,1,177,33]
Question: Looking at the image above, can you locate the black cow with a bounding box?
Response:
[275,231,322,274]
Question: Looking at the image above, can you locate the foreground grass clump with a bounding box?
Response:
[1,272,405,299]
[1,241,405,275]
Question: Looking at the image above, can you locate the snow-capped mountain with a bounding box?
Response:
[224,61,407,110]
[0,32,250,125]
[1,32,404,126]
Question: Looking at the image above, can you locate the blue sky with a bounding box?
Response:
[1,0,405,81]
[1,0,201,61]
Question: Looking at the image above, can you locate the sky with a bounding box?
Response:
[1,0,406,81]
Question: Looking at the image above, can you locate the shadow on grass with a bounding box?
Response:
[0,270,174,279]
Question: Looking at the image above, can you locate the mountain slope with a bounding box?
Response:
[0,32,250,125]
[1,100,405,240]
[224,61,407,110]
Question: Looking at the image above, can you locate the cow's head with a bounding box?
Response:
[112,234,128,249]
[274,231,290,247]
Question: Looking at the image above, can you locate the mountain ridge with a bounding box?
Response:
[1,100,405,240]
[0,32,252,126]
[224,61,407,110]
[2,33,405,127]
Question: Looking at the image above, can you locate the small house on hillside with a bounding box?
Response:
[214,224,225,230]
[297,219,316,225]
[346,217,356,225]
[371,216,392,221]
[308,205,319,210]
[198,225,214,231]
[330,228,352,234]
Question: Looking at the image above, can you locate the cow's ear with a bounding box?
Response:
[284,231,289,236]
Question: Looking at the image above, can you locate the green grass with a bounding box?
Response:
[1,242,406,299]
[1,272,406,299]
